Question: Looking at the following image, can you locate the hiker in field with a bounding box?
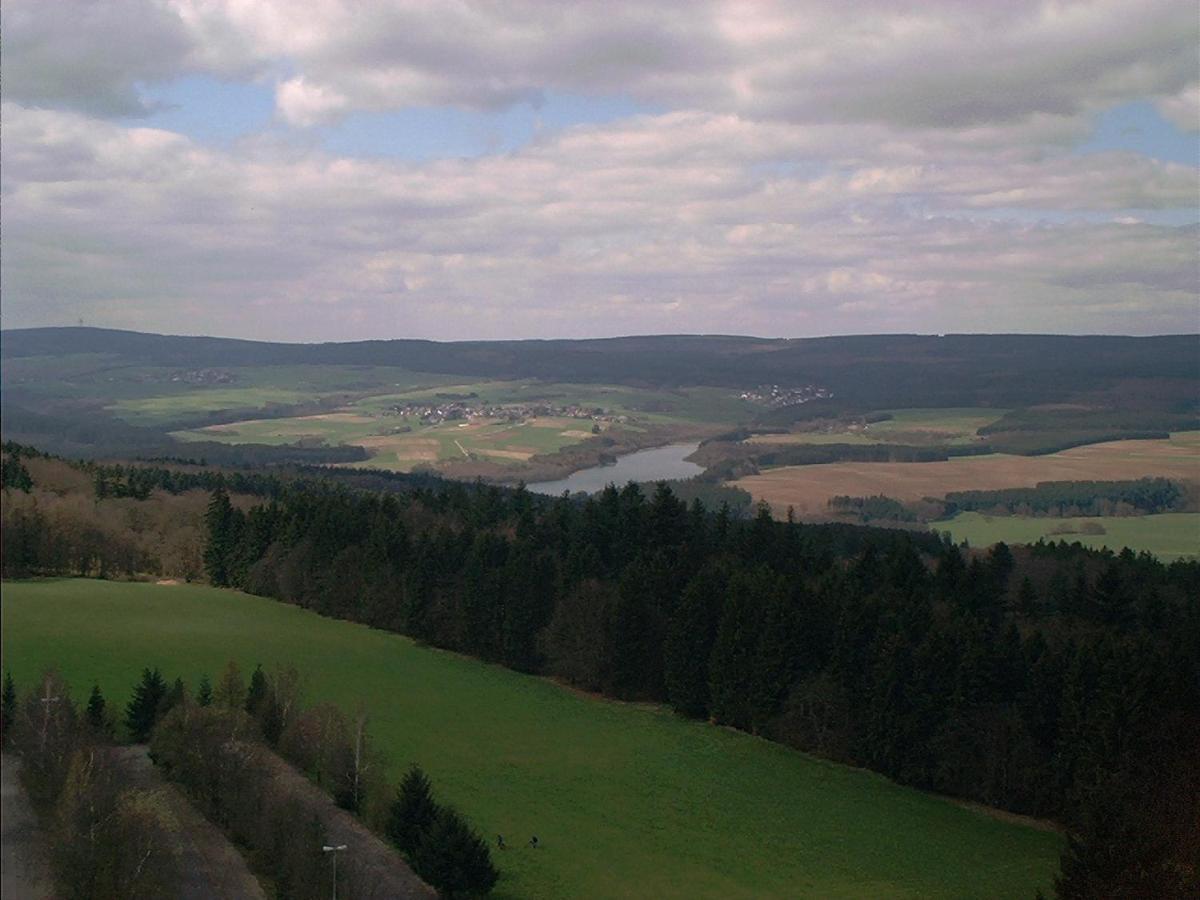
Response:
[497,834,506,849]
[529,835,539,849]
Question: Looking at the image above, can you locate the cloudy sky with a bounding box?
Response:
[2,1,1197,341]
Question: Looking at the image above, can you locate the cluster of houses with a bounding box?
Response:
[169,368,236,384]
[738,384,832,408]
[385,399,630,427]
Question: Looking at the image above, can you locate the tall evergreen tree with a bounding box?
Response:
[708,569,769,730]
[413,806,499,897]
[163,677,187,715]
[204,487,237,586]
[387,765,439,856]
[245,664,268,715]
[86,683,110,734]
[125,667,168,742]
[663,570,723,718]
[1,671,16,744]
[195,674,213,707]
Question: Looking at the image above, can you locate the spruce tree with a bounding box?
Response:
[125,667,168,742]
[245,664,268,715]
[196,674,213,707]
[413,806,499,897]
[387,765,439,855]
[1,671,16,744]
[664,571,723,718]
[204,487,235,586]
[163,677,186,715]
[86,683,109,734]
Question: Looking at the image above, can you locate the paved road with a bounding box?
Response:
[1,753,55,900]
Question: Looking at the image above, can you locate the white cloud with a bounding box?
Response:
[1155,82,1200,133]
[6,1,1197,134]
[3,101,1195,340]
[1,2,1196,339]
[275,76,349,126]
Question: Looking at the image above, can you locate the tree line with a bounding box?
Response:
[940,477,1186,517]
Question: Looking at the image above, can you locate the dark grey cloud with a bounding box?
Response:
[1,0,196,116]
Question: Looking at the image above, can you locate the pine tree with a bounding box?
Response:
[245,664,268,715]
[413,806,499,897]
[86,684,110,734]
[195,674,213,707]
[204,487,236,586]
[163,677,186,715]
[125,667,168,742]
[387,765,439,856]
[1,671,16,744]
[663,571,722,718]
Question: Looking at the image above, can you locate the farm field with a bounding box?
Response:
[106,367,465,426]
[747,408,1007,447]
[933,512,1200,561]
[170,380,760,472]
[0,579,1062,900]
[736,432,1200,517]
[174,413,610,471]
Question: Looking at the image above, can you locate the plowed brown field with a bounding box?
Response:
[735,434,1200,516]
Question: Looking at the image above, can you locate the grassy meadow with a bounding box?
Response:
[1,579,1063,899]
[166,379,760,472]
[934,511,1200,561]
[747,408,1007,447]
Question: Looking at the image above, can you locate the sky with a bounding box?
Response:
[2,1,1197,342]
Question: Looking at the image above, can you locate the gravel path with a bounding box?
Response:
[256,751,438,899]
[115,746,268,900]
[1,753,55,900]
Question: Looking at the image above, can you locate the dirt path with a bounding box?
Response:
[1,753,55,900]
[256,752,437,899]
[115,747,267,900]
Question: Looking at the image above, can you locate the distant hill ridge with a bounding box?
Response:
[3,327,1197,400]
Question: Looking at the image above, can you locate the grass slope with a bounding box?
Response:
[934,511,1200,561]
[0,580,1062,899]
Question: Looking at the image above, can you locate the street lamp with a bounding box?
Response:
[322,844,347,900]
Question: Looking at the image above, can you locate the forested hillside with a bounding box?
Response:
[3,442,1197,895]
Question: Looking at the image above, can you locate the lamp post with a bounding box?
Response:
[322,844,347,900]
[38,682,60,754]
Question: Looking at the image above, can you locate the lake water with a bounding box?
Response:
[527,442,704,495]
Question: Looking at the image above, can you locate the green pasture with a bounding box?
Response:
[177,414,594,469]
[747,408,1007,447]
[1,579,1062,899]
[111,387,323,425]
[99,367,459,425]
[167,377,759,471]
[173,413,396,447]
[934,512,1200,561]
[866,408,1008,443]
[351,381,757,427]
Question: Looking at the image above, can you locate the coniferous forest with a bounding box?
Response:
[4,448,1198,895]
[192,473,1199,896]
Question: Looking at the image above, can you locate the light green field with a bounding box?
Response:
[174,414,598,470]
[170,380,759,471]
[113,387,321,424]
[1,580,1062,899]
[101,367,462,426]
[748,408,1007,447]
[934,512,1200,561]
